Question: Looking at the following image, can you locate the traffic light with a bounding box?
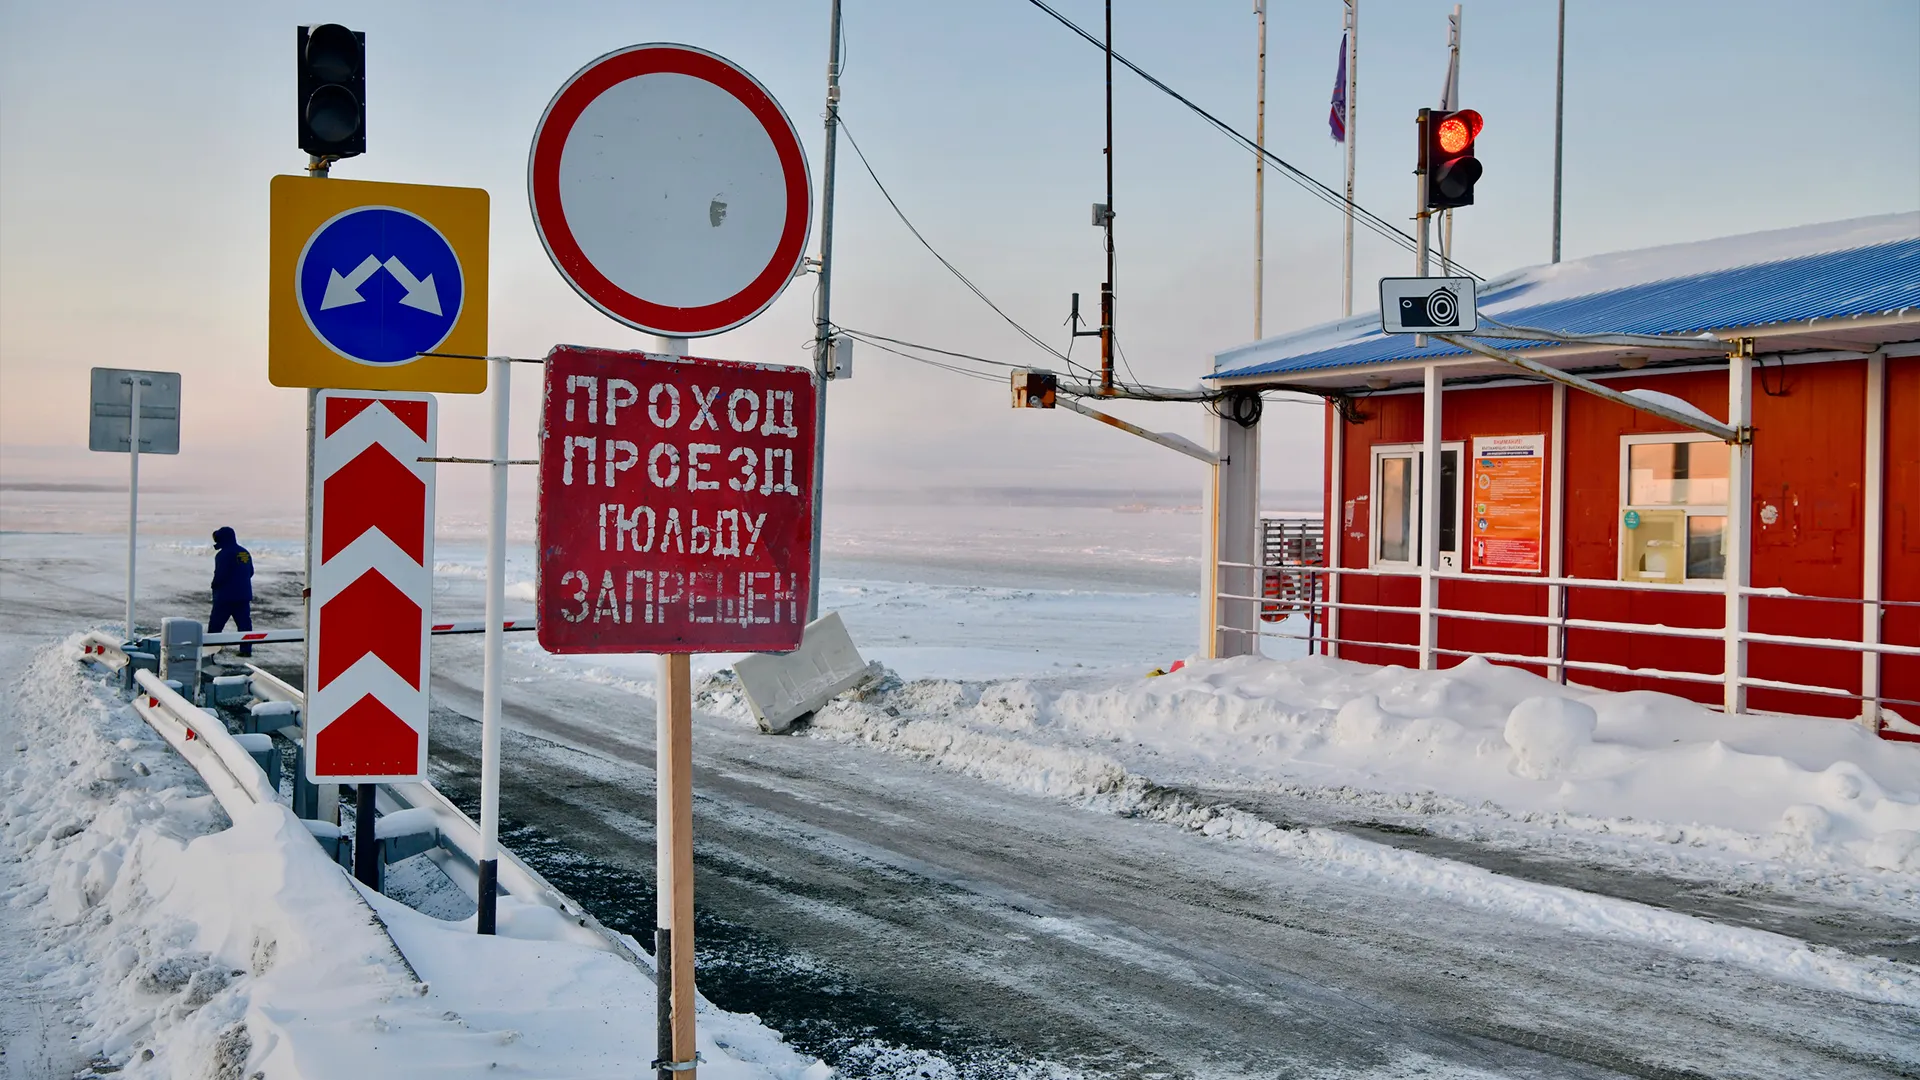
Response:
[1011,370,1057,409]
[1421,107,1482,210]
[298,24,365,159]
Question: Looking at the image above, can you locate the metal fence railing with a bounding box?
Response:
[1216,553,1920,737]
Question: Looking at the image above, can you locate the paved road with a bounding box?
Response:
[422,638,1918,1080]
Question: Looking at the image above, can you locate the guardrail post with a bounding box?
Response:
[291,740,325,820]
[235,733,279,793]
[353,784,379,888]
[121,643,158,696]
[158,617,204,704]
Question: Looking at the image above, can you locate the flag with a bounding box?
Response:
[1329,33,1349,143]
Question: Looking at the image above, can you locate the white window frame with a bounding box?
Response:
[1369,441,1465,571]
[1618,431,1729,586]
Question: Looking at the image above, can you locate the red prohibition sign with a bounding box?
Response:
[528,44,813,338]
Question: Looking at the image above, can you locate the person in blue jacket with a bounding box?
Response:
[209,526,256,657]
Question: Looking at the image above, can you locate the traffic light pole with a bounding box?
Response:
[1414,110,1432,348]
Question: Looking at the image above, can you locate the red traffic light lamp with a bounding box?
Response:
[1421,108,1483,210]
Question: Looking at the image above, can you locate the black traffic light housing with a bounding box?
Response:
[1420,107,1483,210]
[1011,370,1057,409]
[298,24,365,160]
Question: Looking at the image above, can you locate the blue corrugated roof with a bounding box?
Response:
[1214,231,1920,381]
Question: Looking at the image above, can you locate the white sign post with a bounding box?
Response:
[529,43,814,1078]
[89,368,181,639]
[1379,276,1478,335]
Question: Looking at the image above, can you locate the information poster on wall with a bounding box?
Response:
[1468,434,1546,573]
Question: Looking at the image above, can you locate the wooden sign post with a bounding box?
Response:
[528,39,814,1075]
[536,345,816,1076]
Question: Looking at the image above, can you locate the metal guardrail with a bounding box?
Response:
[77,633,645,963]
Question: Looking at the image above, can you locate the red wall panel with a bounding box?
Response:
[1321,362,1884,721]
[1883,356,1920,723]
[1334,392,1421,666]
[1747,360,1866,717]
[1562,371,1729,704]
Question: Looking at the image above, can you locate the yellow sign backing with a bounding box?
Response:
[269,175,488,392]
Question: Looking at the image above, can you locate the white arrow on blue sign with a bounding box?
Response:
[297,206,466,366]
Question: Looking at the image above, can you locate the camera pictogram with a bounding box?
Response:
[1398,288,1459,329]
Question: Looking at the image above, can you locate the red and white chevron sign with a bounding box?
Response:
[306,390,436,783]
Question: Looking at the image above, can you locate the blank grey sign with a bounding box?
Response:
[89,367,182,454]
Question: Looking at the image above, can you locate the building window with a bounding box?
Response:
[1620,435,1729,582]
[1377,454,1414,563]
[1370,443,1462,569]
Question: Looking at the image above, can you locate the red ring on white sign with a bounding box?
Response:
[528,43,812,338]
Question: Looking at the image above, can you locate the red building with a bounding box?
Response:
[1206,215,1920,739]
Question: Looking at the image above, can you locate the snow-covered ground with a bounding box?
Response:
[4,488,1919,1076]
[0,637,829,1080]
[773,655,1920,899]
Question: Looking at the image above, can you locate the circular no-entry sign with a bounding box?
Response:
[529,44,813,338]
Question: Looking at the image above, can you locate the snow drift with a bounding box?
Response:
[1,642,828,1080]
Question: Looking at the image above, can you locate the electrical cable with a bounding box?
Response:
[843,333,1007,384]
[837,119,1084,370]
[835,327,1025,369]
[1021,0,1479,280]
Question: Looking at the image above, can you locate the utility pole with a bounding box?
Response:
[808,0,843,622]
[1441,5,1461,272]
[1254,0,1267,339]
[1099,0,1116,396]
[1552,0,1566,263]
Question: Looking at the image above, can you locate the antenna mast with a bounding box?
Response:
[1100,0,1115,396]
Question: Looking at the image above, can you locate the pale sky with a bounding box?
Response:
[3,0,1916,510]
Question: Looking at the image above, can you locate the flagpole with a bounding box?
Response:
[1254,0,1267,339]
[1552,0,1566,263]
[1342,0,1357,318]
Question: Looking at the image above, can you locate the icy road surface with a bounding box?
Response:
[4,528,1917,1079]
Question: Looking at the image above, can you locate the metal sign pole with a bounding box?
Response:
[477,355,509,934]
[125,376,142,639]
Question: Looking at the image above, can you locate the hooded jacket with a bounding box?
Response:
[211,526,254,604]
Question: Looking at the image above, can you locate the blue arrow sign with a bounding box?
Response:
[297,207,465,366]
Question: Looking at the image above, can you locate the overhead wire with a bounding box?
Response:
[836,119,1090,372]
[839,330,1007,384]
[1020,0,1479,281]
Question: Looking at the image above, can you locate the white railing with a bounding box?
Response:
[1217,561,1920,719]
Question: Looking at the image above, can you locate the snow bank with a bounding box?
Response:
[2,642,827,1079]
[744,653,1920,1005]
[1504,696,1598,779]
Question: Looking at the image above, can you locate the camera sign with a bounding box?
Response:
[1379,276,1477,335]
